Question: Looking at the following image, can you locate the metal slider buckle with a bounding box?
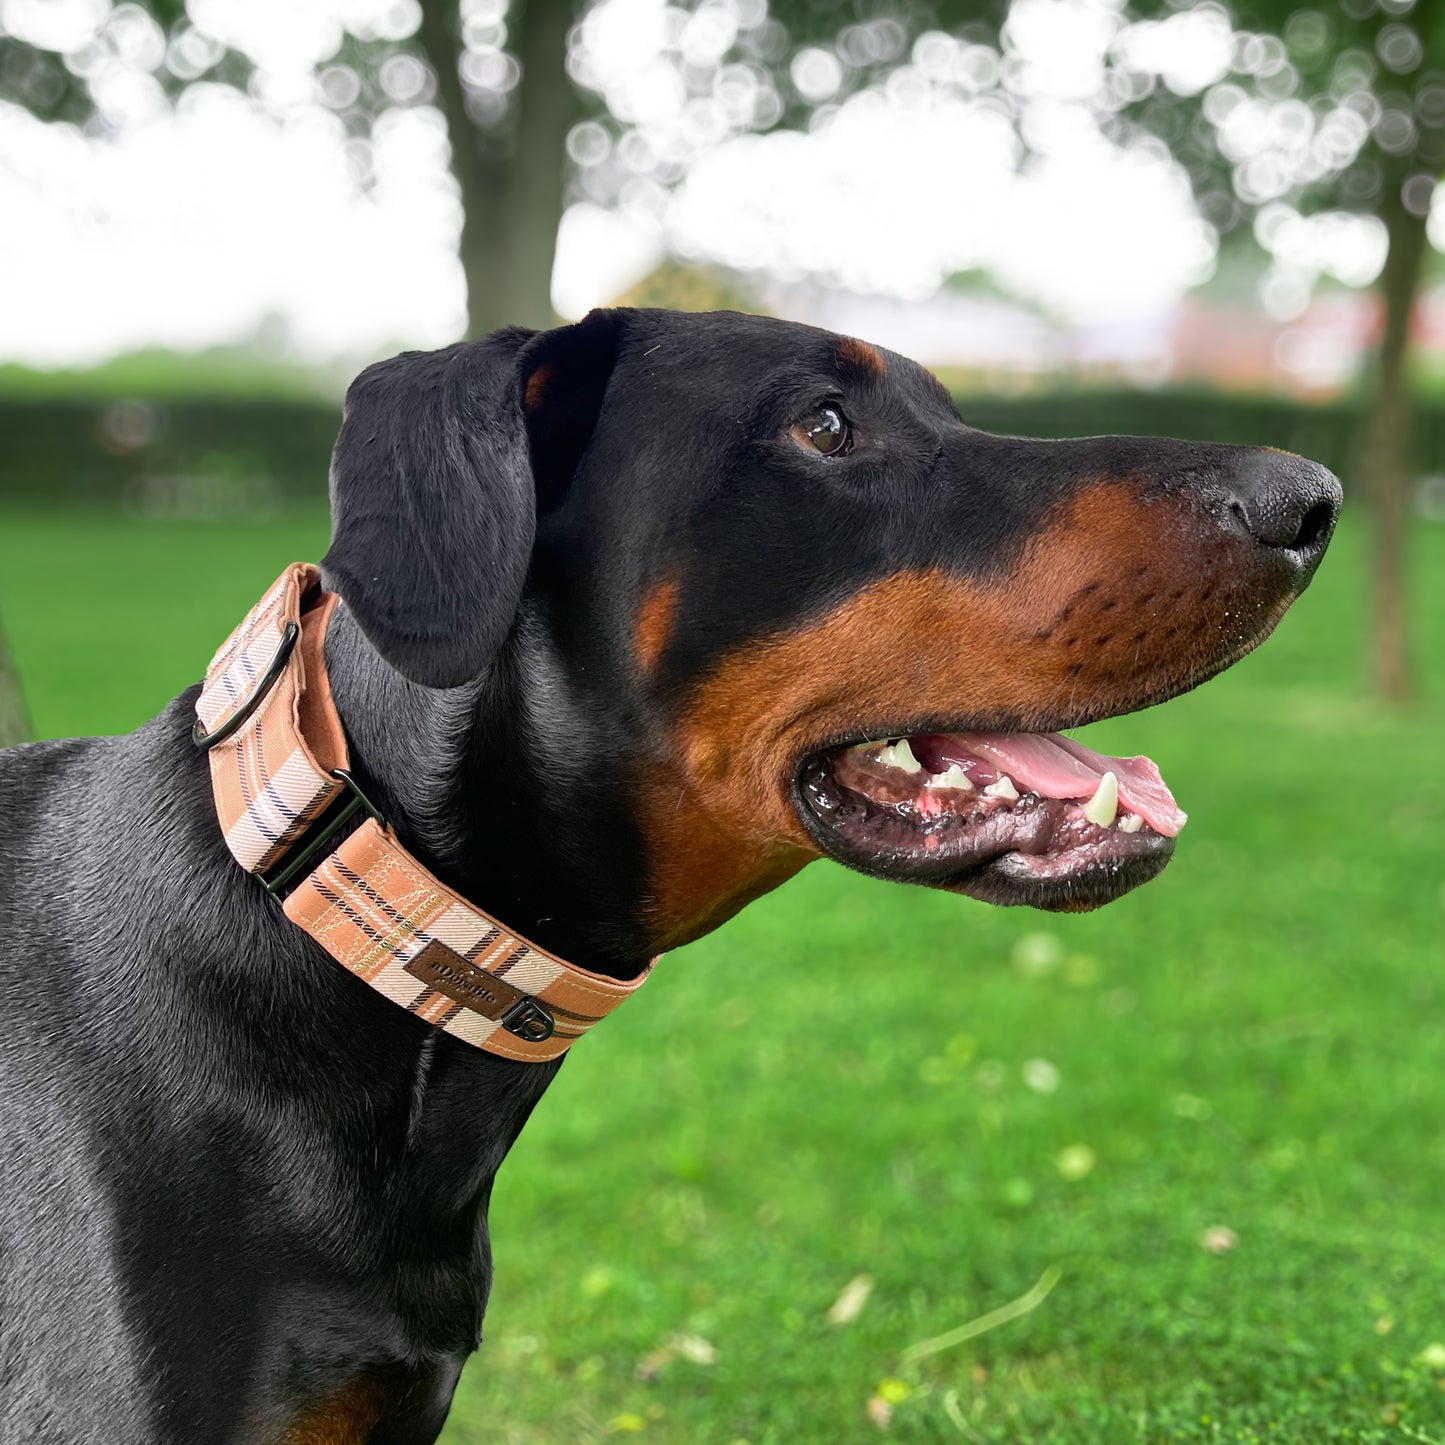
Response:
[499,997,556,1043]
[192,619,300,752]
[259,769,387,899]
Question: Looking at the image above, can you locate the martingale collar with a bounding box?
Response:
[193,564,652,1063]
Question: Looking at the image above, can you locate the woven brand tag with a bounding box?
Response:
[405,939,528,1020]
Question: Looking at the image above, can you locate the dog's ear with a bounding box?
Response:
[321,313,623,688]
[517,308,623,514]
[322,333,537,688]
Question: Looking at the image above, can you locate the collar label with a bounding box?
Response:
[405,939,528,1021]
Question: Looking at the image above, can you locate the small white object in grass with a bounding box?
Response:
[1022,1058,1060,1094]
[1199,1225,1238,1254]
[671,1333,718,1365]
[826,1273,874,1326]
[1012,931,1064,977]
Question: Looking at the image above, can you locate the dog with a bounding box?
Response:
[0,308,1340,1443]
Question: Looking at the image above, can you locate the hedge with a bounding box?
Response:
[1,388,1435,512]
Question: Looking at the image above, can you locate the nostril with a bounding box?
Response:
[1290,500,1335,557]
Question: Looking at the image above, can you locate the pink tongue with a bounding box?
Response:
[939,733,1187,837]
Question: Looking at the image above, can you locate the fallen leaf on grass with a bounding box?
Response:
[1199,1226,1238,1255]
[866,1380,911,1431]
[673,1333,718,1365]
[636,1347,672,1383]
[636,1333,718,1380]
[827,1274,874,1326]
[899,1266,1062,1365]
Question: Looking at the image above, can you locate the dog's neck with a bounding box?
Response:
[323,603,653,982]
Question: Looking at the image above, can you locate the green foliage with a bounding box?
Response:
[0,396,340,507]
[1,503,1441,1442]
[1125,0,1445,232]
[10,382,1445,509]
[0,349,338,402]
[0,0,246,126]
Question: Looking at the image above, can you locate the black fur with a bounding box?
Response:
[322,330,538,689]
[0,308,1340,1443]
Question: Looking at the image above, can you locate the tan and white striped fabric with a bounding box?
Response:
[197,563,652,1062]
[197,564,346,873]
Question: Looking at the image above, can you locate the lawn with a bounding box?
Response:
[1,505,1443,1443]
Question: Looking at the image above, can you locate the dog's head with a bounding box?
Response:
[324,308,1340,956]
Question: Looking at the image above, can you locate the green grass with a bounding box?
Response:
[1,506,1443,1443]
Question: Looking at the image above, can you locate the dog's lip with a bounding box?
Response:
[936,830,1175,911]
[787,714,1181,910]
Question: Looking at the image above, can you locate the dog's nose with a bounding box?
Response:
[1223,452,1342,581]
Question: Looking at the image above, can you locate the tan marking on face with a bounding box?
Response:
[285,1378,384,1444]
[635,577,680,672]
[837,336,886,377]
[636,482,1286,950]
[524,363,553,412]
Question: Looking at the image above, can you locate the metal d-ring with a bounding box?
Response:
[192,619,300,752]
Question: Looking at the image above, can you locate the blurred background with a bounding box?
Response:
[1,1,1443,1441]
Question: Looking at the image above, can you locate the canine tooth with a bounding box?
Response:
[1118,813,1143,834]
[884,738,923,774]
[984,775,1019,801]
[932,764,974,791]
[1082,771,1119,828]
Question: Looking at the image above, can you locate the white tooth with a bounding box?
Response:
[1082,771,1119,828]
[931,764,974,792]
[984,774,1019,801]
[888,738,923,774]
[1118,813,1143,834]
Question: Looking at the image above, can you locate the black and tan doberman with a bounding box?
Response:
[0,308,1339,1443]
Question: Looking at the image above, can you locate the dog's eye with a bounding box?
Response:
[790,406,851,457]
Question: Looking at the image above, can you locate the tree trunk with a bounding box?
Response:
[1362,177,1430,703]
[0,616,29,749]
[417,0,581,338]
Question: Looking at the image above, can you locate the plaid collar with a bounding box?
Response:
[193,564,653,1062]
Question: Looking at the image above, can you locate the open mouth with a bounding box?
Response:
[794,729,1186,911]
